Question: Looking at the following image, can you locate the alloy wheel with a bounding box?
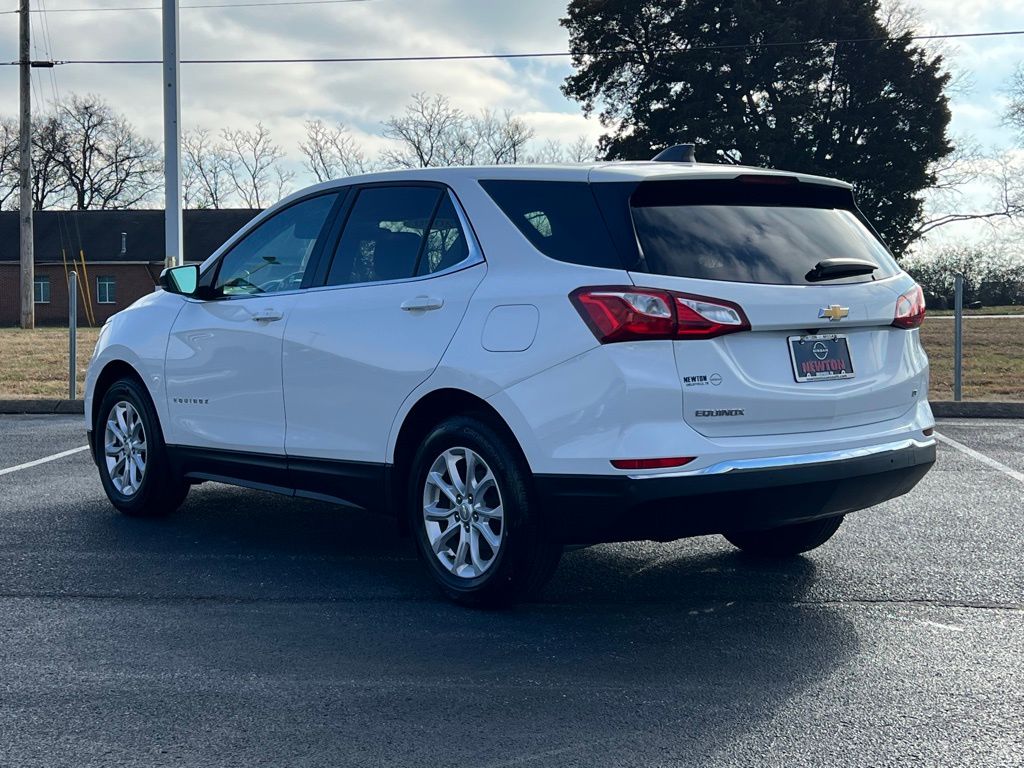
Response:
[104,400,147,496]
[422,446,504,578]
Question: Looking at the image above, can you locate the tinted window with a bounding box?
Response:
[215,193,338,295]
[417,194,470,276]
[630,180,899,285]
[479,180,623,269]
[326,186,442,286]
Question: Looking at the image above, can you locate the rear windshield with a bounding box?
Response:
[630,179,899,285]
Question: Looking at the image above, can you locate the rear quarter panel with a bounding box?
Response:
[385,176,636,467]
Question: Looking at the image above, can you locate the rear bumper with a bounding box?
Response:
[535,438,936,545]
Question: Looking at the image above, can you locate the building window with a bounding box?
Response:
[96,275,116,305]
[34,275,50,304]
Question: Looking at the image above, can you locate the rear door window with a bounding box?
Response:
[629,179,899,285]
[417,194,471,276]
[326,186,443,286]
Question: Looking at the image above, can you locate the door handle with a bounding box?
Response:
[401,296,444,312]
[251,308,284,322]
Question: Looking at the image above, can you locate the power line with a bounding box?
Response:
[3,28,1024,66]
[0,0,371,13]
[42,52,573,64]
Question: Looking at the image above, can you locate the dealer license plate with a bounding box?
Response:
[788,334,855,383]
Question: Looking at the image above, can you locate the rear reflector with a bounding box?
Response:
[893,284,926,329]
[611,457,696,470]
[923,428,934,436]
[571,287,750,343]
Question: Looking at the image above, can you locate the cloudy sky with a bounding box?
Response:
[1,0,1023,195]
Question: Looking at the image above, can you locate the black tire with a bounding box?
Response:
[95,377,189,518]
[408,414,561,607]
[723,515,844,557]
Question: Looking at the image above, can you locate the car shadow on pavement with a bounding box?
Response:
[59,482,862,766]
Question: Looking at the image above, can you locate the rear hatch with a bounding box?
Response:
[621,175,927,438]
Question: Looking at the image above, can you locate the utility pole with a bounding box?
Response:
[162,0,182,269]
[18,0,33,329]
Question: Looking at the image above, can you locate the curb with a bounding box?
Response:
[929,401,1024,419]
[0,399,84,414]
[1,399,1022,419]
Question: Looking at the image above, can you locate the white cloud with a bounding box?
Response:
[0,0,1021,197]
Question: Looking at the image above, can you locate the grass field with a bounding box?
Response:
[920,317,1024,400]
[0,327,100,399]
[0,320,1022,401]
[929,305,1024,316]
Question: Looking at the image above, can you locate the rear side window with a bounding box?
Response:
[630,179,900,285]
[479,180,623,269]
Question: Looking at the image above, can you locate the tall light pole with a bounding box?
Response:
[19,0,34,329]
[163,0,182,269]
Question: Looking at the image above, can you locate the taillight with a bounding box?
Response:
[570,287,750,343]
[893,284,926,329]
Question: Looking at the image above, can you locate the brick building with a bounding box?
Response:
[0,209,260,326]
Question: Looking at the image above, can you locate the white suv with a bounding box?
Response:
[85,150,936,605]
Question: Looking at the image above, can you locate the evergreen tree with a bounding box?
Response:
[561,0,953,254]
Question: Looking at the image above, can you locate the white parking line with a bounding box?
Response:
[934,432,1024,485]
[0,445,90,477]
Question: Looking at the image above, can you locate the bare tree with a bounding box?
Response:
[182,127,233,209]
[564,135,598,163]
[916,149,1024,239]
[879,0,973,96]
[528,135,596,164]
[221,122,294,208]
[45,94,161,210]
[878,0,921,37]
[380,93,469,168]
[0,117,18,209]
[1006,63,1024,142]
[529,138,567,165]
[468,109,534,164]
[31,116,71,209]
[381,93,547,168]
[299,119,371,181]
[3,114,71,210]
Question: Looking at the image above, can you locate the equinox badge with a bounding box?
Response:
[818,305,849,321]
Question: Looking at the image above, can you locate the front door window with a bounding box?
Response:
[214,193,338,296]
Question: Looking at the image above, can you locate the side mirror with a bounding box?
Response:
[159,264,200,296]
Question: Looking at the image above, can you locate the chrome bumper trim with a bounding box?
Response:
[628,438,936,480]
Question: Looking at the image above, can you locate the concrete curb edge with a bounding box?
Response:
[0,399,85,414]
[928,401,1024,418]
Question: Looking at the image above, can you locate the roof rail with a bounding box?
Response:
[651,143,696,163]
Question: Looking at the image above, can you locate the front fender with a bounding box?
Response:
[84,290,185,433]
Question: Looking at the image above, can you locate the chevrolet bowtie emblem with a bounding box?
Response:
[818,305,849,321]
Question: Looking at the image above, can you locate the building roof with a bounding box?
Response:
[0,209,260,264]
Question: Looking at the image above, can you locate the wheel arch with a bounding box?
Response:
[90,360,147,449]
[387,387,530,531]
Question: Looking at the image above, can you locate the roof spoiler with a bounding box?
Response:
[651,143,696,163]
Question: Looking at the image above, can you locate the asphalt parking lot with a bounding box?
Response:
[0,415,1021,767]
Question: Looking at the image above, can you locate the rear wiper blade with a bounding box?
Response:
[806,258,878,282]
